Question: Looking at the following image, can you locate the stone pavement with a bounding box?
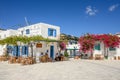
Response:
[0,59,120,80]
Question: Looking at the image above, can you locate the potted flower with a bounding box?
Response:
[64,50,69,61]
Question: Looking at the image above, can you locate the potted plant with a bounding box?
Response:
[64,50,69,61]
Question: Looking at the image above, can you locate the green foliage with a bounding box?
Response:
[0,36,58,45]
[60,33,79,41]
[64,50,69,57]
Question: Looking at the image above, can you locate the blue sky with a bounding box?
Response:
[0,0,120,37]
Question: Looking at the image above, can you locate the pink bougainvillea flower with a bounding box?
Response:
[79,33,120,53]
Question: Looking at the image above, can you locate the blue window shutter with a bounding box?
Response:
[13,46,17,56]
[18,46,20,57]
[109,47,116,51]
[48,28,50,36]
[94,43,101,50]
[26,46,28,56]
[26,29,30,34]
[7,46,13,56]
[98,44,100,50]
[10,46,12,53]
[54,29,56,37]
[22,46,25,55]
[13,47,15,56]
[15,46,17,56]
[11,46,14,56]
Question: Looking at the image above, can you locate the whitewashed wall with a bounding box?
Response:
[0,45,4,55]
[0,29,18,40]
[31,42,59,59]
[40,23,60,40]
[93,42,104,57]
[17,24,41,37]
[17,23,60,40]
[0,44,7,55]
[116,45,120,56]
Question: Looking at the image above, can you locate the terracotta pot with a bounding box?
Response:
[74,56,79,59]
[40,56,47,62]
[114,56,116,60]
[118,56,120,60]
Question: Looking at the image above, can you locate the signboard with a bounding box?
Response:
[36,43,42,48]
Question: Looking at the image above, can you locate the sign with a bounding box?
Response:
[36,43,42,48]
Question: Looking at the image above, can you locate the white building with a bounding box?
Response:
[93,34,120,59]
[17,23,60,40]
[0,23,60,40]
[0,23,60,59]
[66,40,80,57]
[0,29,18,40]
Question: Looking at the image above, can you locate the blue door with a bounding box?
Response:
[7,46,13,56]
[50,46,54,59]
[25,46,28,56]
[13,46,21,57]
[13,46,17,56]
[22,46,28,56]
[17,46,20,57]
[22,46,25,55]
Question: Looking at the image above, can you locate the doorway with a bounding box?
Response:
[50,46,54,59]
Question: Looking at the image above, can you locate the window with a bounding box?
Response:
[109,47,116,51]
[48,28,56,37]
[21,31,23,35]
[26,29,30,34]
[50,29,54,36]
[75,41,77,44]
[94,43,101,50]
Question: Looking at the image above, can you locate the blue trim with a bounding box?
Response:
[18,46,20,57]
[53,29,56,37]
[48,28,51,36]
[7,46,12,53]
[13,46,17,56]
[50,46,54,59]
[22,46,28,56]
[25,46,28,56]
[109,47,116,51]
[22,46,25,55]
[94,43,101,50]
[48,28,56,37]
[26,29,30,34]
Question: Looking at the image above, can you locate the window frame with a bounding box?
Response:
[26,29,30,34]
[109,47,116,51]
[48,28,56,37]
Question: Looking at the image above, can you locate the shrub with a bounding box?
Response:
[64,50,69,57]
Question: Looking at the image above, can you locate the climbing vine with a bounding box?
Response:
[0,36,58,45]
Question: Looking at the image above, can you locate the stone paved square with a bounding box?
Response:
[0,59,120,80]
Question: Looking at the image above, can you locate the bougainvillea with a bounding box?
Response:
[59,42,66,50]
[79,33,120,53]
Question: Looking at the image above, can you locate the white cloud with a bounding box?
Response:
[109,4,119,11]
[85,6,98,16]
